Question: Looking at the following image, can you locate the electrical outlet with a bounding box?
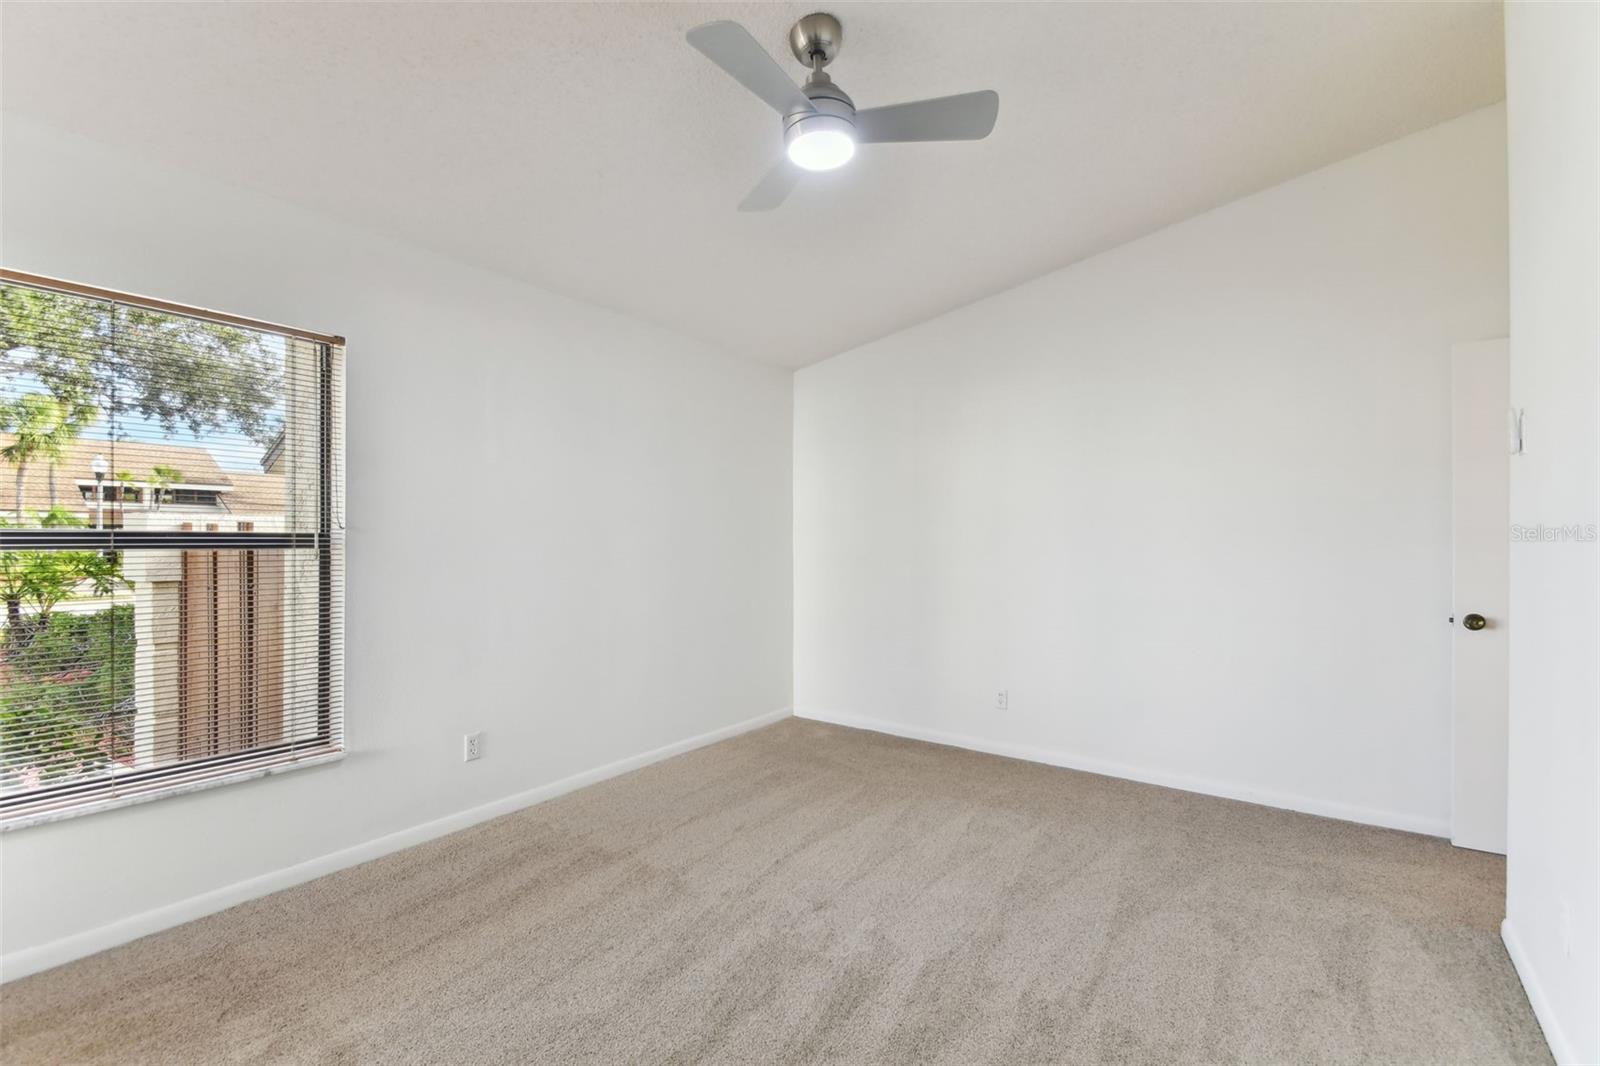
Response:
[997,690,1008,711]
[463,732,483,762]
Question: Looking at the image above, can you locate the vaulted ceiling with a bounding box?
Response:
[1,2,1505,366]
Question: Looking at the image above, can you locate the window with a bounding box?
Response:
[80,484,142,504]
[0,270,344,826]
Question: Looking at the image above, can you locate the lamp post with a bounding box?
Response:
[91,454,108,530]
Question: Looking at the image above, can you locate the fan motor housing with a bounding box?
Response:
[784,74,856,147]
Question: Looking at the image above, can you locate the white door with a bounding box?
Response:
[1451,338,1510,854]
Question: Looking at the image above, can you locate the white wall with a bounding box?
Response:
[1502,3,1600,1062]
[795,105,1508,836]
[0,118,793,971]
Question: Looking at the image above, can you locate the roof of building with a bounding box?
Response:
[223,471,289,515]
[0,433,285,520]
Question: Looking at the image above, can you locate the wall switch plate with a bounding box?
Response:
[463,732,483,762]
[997,690,1009,711]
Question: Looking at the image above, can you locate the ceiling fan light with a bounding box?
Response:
[788,129,855,171]
[785,114,856,171]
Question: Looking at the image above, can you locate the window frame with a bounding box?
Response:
[0,270,345,829]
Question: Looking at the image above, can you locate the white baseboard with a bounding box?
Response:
[1,707,792,983]
[1501,918,1576,1065]
[796,708,1450,838]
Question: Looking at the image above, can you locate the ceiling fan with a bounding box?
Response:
[686,13,999,211]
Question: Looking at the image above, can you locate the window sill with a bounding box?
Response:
[0,748,345,832]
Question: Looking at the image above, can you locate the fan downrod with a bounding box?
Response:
[788,13,843,69]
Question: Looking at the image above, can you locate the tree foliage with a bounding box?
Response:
[0,605,134,785]
[1,391,97,514]
[0,510,133,786]
[0,283,283,446]
[0,510,131,630]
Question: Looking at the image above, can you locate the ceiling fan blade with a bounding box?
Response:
[738,160,803,212]
[687,21,815,117]
[855,90,999,143]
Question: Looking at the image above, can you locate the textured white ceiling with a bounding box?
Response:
[0,2,1504,367]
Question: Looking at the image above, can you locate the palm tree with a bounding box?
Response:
[45,396,97,509]
[2,395,65,521]
[149,465,184,509]
[0,394,95,520]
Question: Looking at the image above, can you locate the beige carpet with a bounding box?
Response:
[0,718,1550,1064]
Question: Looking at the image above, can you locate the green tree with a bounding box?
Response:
[0,510,130,634]
[0,512,135,788]
[149,464,184,508]
[1,604,135,785]
[1,393,96,517]
[0,284,283,447]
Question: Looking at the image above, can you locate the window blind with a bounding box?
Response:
[0,271,344,825]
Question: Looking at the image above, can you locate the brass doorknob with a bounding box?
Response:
[1462,613,1488,631]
